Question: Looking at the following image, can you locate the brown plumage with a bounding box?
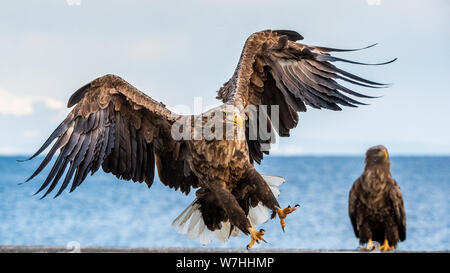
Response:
[349,145,406,251]
[23,29,394,246]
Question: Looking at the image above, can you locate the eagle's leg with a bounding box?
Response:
[276,205,300,232]
[358,222,375,251]
[208,182,264,248]
[360,238,376,251]
[247,169,300,232]
[379,239,395,251]
[246,228,266,249]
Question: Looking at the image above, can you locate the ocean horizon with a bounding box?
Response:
[0,155,448,251]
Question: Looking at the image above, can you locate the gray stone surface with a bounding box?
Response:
[0,245,445,253]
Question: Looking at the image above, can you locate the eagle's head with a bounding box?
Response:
[365,145,390,165]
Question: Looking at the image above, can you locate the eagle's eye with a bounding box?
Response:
[373,148,388,160]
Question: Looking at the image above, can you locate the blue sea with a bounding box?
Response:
[0,155,448,251]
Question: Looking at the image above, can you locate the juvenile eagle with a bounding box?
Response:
[349,145,406,251]
[23,29,394,248]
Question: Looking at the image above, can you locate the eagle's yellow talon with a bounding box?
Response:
[379,239,395,251]
[360,238,375,251]
[246,228,266,249]
[280,218,286,232]
[277,204,299,231]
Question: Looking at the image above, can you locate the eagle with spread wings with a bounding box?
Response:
[22,30,394,248]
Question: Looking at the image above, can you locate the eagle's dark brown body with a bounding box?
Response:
[23,29,395,246]
[349,146,406,250]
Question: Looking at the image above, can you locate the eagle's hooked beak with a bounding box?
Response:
[379,149,388,160]
[234,114,243,128]
[227,113,243,128]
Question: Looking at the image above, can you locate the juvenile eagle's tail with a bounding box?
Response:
[171,174,285,245]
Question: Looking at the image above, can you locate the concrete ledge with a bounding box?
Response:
[0,245,445,253]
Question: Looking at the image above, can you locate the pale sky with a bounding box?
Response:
[0,0,449,155]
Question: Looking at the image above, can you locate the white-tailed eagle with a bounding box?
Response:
[22,29,394,248]
[349,145,406,251]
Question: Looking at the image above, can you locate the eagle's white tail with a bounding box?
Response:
[171,174,285,245]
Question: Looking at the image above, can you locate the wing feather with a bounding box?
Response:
[348,178,361,237]
[217,30,395,163]
[18,113,75,163]
[312,43,378,53]
[389,181,406,241]
[22,74,198,198]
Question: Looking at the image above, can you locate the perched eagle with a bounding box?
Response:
[349,145,406,251]
[23,29,394,248]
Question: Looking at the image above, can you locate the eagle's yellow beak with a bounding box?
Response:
[234,114,243,128]
[228,113,243,128]
[379,149,388,160]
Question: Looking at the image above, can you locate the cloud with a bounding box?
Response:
[39,97,65,110]
[0,32,189,70]
[66,0,81,6]
[0,88,65,116]
[22,130,40,139]
[127,39,173,61]
[0,89,33,116]
[366,0,381,5]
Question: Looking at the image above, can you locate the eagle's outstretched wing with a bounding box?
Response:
[22,74,198,198]
[217,29,395,163]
